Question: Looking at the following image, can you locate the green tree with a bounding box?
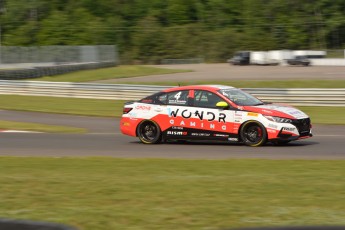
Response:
[1,0,345,63]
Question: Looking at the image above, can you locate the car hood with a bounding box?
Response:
[243,103,309,119]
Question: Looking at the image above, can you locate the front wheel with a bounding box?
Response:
[240,121,267,147]
[137,120,162,144]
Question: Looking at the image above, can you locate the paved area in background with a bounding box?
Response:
[94,64,345,83]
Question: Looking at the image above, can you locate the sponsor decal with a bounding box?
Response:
[262,109,273,114]
[129,112,137,118]
[233,124,240,132]
[267,129,277,134]
[122,122,130,127]
[167,131,188,136]
[169,119,228,131]
[141,99,153,103]
[135,105,151,111]
[169,99,187,104]
[228,138,238,141]
[268,123,278,129]
[168,92,187,104]
[234,111,243,123]
[191,133,211,137]
[247,112,259,117]
[282,127,296,132]
[234,111,243,121]
[172,126,183,130]
[213,134,229,137]
[168,108,226,123]
[288,110,302,115]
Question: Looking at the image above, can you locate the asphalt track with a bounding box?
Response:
[95,64,345,83]
[1,110,344,159]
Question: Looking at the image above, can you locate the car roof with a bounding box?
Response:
[163,85,235,93]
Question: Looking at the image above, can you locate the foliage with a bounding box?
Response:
[0,120,86,133]
[1,0,345,63]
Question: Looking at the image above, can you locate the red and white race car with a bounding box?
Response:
[120,85,312,146]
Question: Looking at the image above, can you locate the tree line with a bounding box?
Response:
[0,0,344,63]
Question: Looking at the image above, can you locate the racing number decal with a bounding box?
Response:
[174,92,182,101]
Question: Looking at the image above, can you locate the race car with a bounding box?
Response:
[120,85,312,146]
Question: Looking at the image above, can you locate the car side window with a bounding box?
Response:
[194,90,222,108]
[167,90,189,106]
[157,93,168,105]
[139,92,166,104]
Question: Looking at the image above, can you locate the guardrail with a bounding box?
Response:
[0,80,344,106]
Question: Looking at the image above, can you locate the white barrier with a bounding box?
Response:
[310,58,345,66]
[0,80,344,106]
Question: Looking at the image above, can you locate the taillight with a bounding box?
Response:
[123,107,133,114]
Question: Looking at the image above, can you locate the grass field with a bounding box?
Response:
[0,95,344,130]
[0,95,120,117]
[0,157,344,230]
[0,120,86,133]
[36,65,191,82]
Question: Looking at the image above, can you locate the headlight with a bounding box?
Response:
[264,115,293,123]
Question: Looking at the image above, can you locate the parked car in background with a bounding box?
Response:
[228,51,250,65]
[286,56,311,66]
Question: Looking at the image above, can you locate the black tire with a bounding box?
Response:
[240,121,267,147]
[137,120,162,144]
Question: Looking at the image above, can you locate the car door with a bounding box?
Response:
[163,89,239,141]
[190,90,238,141]
[163,89,192,138]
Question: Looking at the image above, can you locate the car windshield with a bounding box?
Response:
[218,88,264,106]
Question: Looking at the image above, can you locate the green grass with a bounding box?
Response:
[32,64,345,88]
[299,107,345,125]
[119,79,345,88]
[0,95,345,125]
[0,158,344,230]
[36,65,191,82]
[0,95,122,117]
[0,120,86,133]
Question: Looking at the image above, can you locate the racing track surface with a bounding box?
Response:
[1,111,344,159]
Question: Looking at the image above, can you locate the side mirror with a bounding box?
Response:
[216,101,229,109]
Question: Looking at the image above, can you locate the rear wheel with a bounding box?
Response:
[240,121,267,147]
[137,120,162,144]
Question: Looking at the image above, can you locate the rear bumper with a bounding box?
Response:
[120,117,141,137]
